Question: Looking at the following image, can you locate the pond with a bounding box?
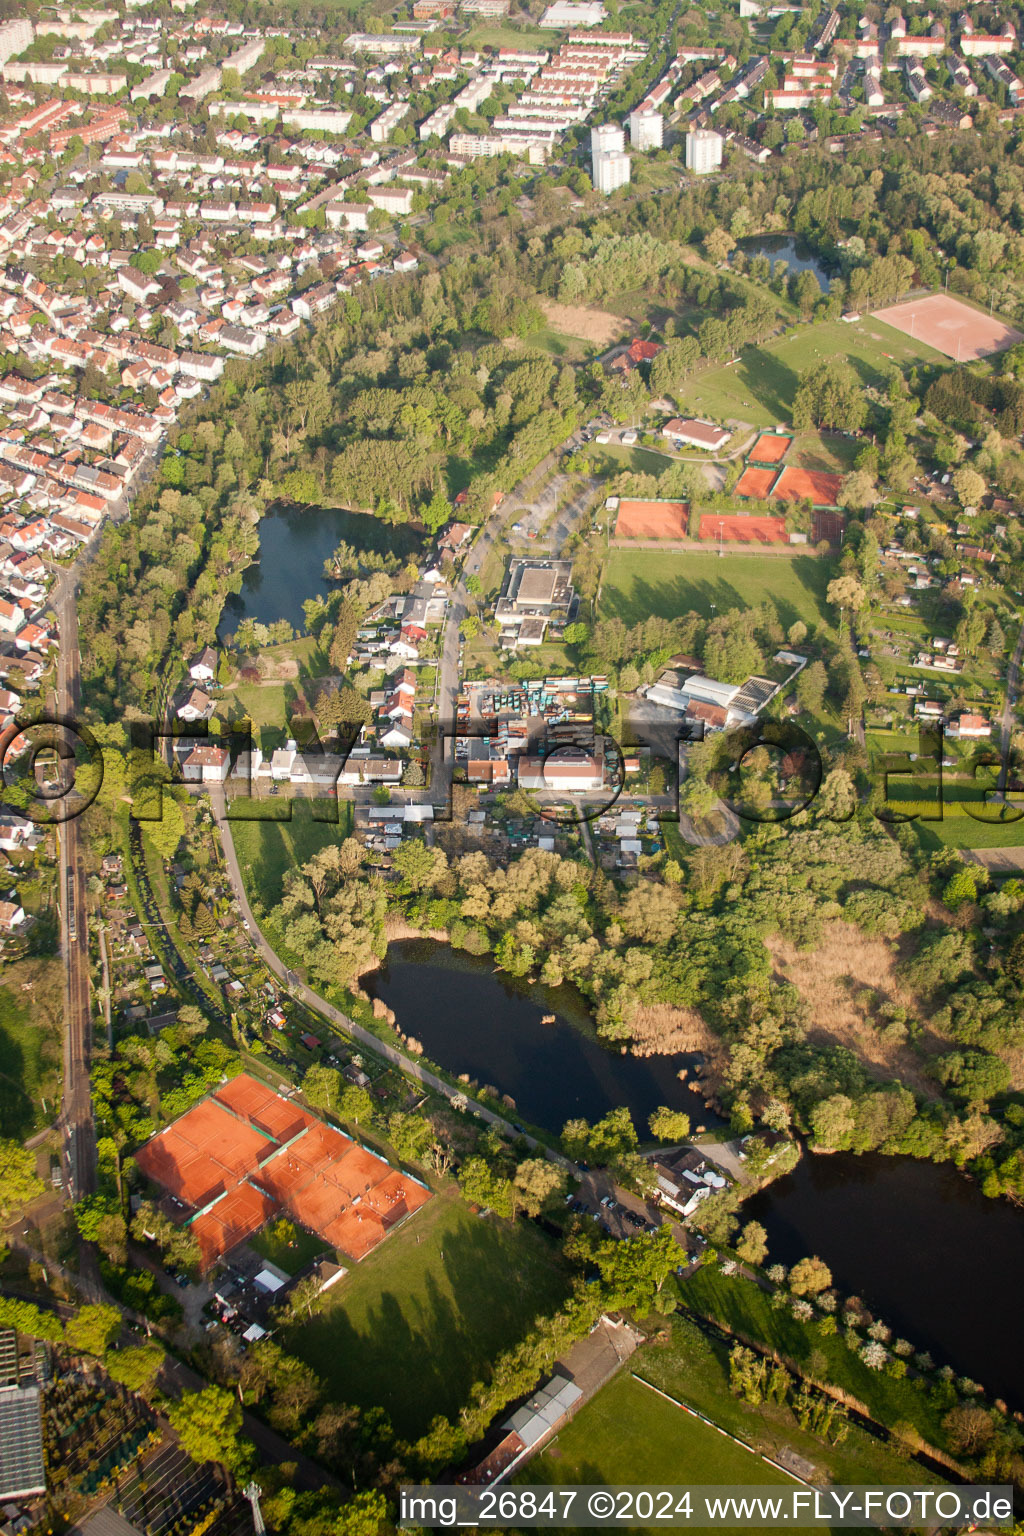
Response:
[734,234,834,293]
[365,940,723,1138]
[746,1151,1024,1409]
[216,503,420,641]
[368,942,1024,1405]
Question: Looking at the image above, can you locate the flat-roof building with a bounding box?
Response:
[685,127,723,174]
[0,1384,46,1500]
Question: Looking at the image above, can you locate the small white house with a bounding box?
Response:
[182,744,230,782]
[189,646,217,682]
[177,687,212,722]
[381,721,413,749]
[0,899,26,933]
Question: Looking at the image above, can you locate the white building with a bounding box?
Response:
[182,745,230,783]
[628,107,663,150]
[131,68,173,100]
[540,0,606,24]
[518,752,604,792]
[345,32,421,55]
[222,38,264,76]
[281,107,353,134]
[449,132,548,163]
[0,18,33,64]
[420,102,457,138]
[370,100,411,142]
[368,185,414,216]
[591,121,630,194]
[905,57,932,101]
[685,127,723,174]
[325,199,370,231]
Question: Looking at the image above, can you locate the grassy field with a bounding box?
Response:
[789,431,861,473]
[462,21,550,48]
[231,681,290,729]
[586,444,679,478]
[601,548,835,633]
[283,1185,571,1438]
[529,327,590,362]
[681,1266,949,1452]
[228,798,353,914]
[675,320,941,427]
[636,1313,944,1491]
[876,763,1024,849]
[911,804,1024,851]
[0,964,61,1138]
[528,1370,798,1488]
[249,1220,328,1277]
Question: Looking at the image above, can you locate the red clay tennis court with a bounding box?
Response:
[192,1183,277,1271]
[872,294,1023,361]
[214,1073,312,1142]
[136,1132,228,1209]
[734,465,780,500]
[135,1073,432,1268]
[698,513,788,543]
[772,465,843,506]
[614,499,688,538]
[749,433,792,464]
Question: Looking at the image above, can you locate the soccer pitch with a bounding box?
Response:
[600,547,834,632]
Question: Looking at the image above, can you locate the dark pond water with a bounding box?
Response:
[735,234,833,293]
[216,503,420,641]
[366,940,723,1137]
[746,1151,1024,1408]
[369,943,1024,1403]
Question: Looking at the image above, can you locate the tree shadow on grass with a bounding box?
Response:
[0,1011,33,1139]
[605,571,824,639]
[288,1213,567,1440]
[726,350,803,424]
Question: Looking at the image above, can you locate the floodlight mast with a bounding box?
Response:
[244,1483,266,1536]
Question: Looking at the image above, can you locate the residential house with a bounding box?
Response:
[182,743,231,781]
[177,687,213,722]
[189,646,217,682]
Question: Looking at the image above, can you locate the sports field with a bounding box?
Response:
[872,293,1022,361]
[813,509,845,543]
[698,513,787,543]
[772,465,843,507]
[734,465,778,499]
[750,432,792,464]
[615,499,688,538]
[135,1073,431,1267]
[527,1372,798,1505]
[284,1185,571,1439]
[601,548,833,630]
[676,320,940,426]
